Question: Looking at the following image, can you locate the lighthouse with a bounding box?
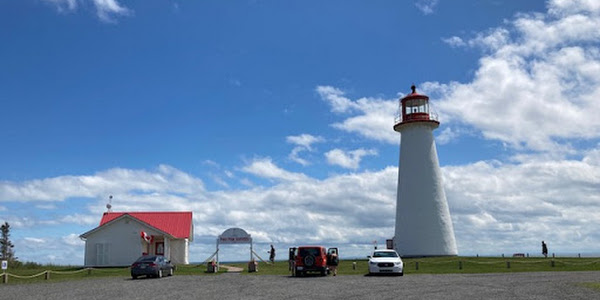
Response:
[393,85,457,257]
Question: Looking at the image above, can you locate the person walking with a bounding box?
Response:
[542,241,548,258]
[269,245,276,264]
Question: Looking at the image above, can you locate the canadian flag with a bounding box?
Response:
[140,231,152,243]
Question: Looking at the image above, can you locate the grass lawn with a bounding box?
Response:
[580,283,600,291]
[2,256,600,285]
[227,256,600,276]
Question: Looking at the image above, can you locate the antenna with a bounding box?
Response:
[106,195,113,212]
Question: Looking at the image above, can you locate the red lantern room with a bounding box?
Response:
[393,85,439,132]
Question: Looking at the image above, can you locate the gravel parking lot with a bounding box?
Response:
[1,271,599,300]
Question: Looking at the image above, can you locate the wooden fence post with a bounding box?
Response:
[45,271,50,280]
[2,273,7,284]
[415,261,419,270]
[506,261,510,269]
[458,261,462,270]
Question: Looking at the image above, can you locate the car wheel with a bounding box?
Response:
[131,275,137,280]
[157,269,163,278]
[169,267,174,276]
[320,269,326,276]
[399,271,404,276]
[303,255,315,267]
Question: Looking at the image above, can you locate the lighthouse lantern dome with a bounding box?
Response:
[394,85,439,131]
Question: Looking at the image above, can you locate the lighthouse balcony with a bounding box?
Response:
[394,111,439,126]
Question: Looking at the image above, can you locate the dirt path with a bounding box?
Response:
[219,265,243,272]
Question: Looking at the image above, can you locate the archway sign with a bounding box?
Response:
[202,227,269,268]
[216,228,253,267]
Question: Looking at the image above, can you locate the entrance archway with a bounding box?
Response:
[203,228,270,268]
[217,227,253,265]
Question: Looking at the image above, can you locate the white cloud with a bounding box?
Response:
[62,233,85,246]
[315,86,355,114]
[0,164,205,202]
[43,0,77,12]
[286,134,325,166]
[436,127,461,145]
[93,0,131,22]
[42,0,131,22]
[239,178,254,187]
[61,214,99,226]
[444,152,600,254]
[426,2,600,153]
[36,204,57,210]
[24,237,46,244]
[229,78,242,87]
[210,175,230,188]
[548,0,600,17]
[316,86,399,144]
[202,160,220,168]
[325,148,378,170]
[443,29,511,51]
[286,134,325,150]
[241,158,309,182]
[469,28,511,51]
[415,0,439,15]
[442,36,466,48]
[288,147,310,166]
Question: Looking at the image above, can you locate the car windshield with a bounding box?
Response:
[373,251,398,258]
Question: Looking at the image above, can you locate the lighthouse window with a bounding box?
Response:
[405,99,429,115]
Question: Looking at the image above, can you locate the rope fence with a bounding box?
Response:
[1,267,130,283]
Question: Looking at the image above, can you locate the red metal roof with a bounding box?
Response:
[100,211,193,239]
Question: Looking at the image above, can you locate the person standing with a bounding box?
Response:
[269,245,276,264]
[327,249,339,276]
[542,241,548,258]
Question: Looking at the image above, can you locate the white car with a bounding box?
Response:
[368,249,404,276]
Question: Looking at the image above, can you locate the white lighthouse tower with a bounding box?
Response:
[393,85,457,257]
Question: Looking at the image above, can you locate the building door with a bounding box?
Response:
[156,242,165,255]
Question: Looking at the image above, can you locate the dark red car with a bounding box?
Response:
[290,246,338,276]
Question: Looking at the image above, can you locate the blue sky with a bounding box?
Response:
[2,0,600,265]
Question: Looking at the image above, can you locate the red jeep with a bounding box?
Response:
[290,246,338,277]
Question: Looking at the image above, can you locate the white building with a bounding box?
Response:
[393,85,457,257]
[80,211,193,266]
